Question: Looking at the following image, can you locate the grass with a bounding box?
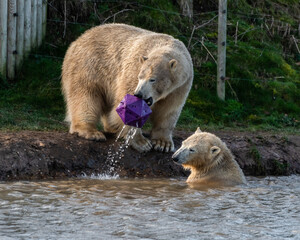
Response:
[0,57,66,131]
[0,0,299,134]
[249,145,265,175]
[273,159,289,175]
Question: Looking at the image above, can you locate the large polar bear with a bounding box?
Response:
[62,24,193,152]
[172,128,246,186]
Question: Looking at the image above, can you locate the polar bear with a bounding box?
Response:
[172,128,246,186]
[62,23,193,152]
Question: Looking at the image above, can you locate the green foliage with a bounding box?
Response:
[249,145,266,175]
[222,100,245,122]
[0,104,66,131]
[273,159,288,175]
[126,0,185,36]
[0,56,65,130]
[0,74,8,90]
[0,0,299,132]
[250,145,261,161]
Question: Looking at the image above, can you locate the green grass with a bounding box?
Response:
[0,0,299,134]
[249,145,266,175]
[0,57,66,131]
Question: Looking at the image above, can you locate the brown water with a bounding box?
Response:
[1,176,300,240]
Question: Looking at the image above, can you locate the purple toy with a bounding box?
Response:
[116,94,152,128]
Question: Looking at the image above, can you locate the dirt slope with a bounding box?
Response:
[0,130,299,181]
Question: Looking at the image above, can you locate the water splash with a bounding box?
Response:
[124,126,137,145]
[80,172,119,180]
[105,125,137,176]
[116,125,126,142]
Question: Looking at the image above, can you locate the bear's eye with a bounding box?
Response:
[189,148,195,152]
[149,78,156,83]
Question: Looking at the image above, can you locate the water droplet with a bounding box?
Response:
[104,126,138,176]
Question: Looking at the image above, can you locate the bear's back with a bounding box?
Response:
[71,24,177,52]
[66,24,190,61]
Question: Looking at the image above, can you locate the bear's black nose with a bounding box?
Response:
[134,93,143,99]
[172,155,179,162]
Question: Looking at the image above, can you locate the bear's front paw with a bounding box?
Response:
[130,134,152,153]
[152,138,175,153]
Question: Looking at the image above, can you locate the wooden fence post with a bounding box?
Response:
[178,0,193,19]
[37,0,43,46]
[31,0,37,49]
[1,0,46,79]
[16,0,24,69]
[217,0,227,101]
[7,0,17,79]
[24,0,32,56]
[42,0,47,40]
[0,0,8,77]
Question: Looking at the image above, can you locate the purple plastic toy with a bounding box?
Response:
[116,94,152,128]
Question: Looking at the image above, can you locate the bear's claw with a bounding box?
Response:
[152,139,175,153]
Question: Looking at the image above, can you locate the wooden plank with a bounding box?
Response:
[42,0,47,40]
[0,0,8,77]
[16,0,25,69]
[24,0,31,55]
[37,0,43,46]
[31,0,37,49]
[217,0,227,101]
[179,0,193,19]
[7,0,17,79]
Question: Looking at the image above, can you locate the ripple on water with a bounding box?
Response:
[0,176,300,239]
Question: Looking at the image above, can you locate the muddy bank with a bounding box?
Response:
[0,130,299,181]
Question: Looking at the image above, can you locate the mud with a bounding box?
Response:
[0,130,299,181]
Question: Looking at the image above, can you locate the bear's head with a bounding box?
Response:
[134,52,184,106]
[172,128,224,171]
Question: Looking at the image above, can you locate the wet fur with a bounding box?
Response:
[173,129,246,186]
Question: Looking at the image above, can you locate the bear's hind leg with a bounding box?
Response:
[102,109,124,134]
[68,93,106,141]
[70,121,106,141]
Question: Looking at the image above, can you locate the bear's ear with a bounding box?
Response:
[140,56,148,64]
[210,146,221,157]
[169,59,177,70]
[195,127,202,134]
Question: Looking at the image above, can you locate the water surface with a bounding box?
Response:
[1,176,300,239]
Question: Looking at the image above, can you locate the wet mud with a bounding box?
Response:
[0,130,299,181]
